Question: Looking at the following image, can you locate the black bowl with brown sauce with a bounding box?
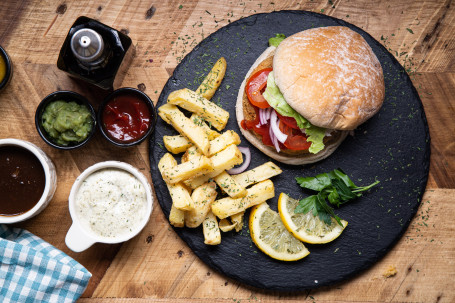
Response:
[0,139,57,223]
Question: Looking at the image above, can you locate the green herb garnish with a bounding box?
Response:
[295,169,379,226]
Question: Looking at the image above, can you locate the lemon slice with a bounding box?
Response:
[278,193,348,244]
[249,202,309,261]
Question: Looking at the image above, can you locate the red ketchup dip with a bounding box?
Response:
[102,95,151,143]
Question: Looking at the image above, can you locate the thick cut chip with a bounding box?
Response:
[181,146,202,163]
[179,129,241,157]
[184,144,243,189]
[232,161,282,188]
[230,211,244,232]
[163,135,193,154]
[203,211,221,245]
[169,204,185,227]
[185,181,217,228]
[196,57,227,100]
[209,130,241,155]
[191,114,220,140]
[219,218,236,232]
[163,115,221,155]
[167,88,229,131]
[211,180,275,219]
[158,104,210,155]
[162,155,213,184]
[158,153,193,211]
[214,171,247,199]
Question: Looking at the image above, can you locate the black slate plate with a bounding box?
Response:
[149,10,430,291]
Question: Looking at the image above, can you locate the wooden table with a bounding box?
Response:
[1,1,454,302]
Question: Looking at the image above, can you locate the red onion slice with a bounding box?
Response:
[270,111,288,143]
[227,146,251,175]
[259,108,266,125]
[269,123,281,152]
[258,107,273,126]
[265,107,272,120]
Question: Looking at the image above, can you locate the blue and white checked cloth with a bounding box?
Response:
[0,224,91,303]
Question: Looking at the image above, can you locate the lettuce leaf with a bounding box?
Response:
[268,34,286,47]
[262,72,326,154]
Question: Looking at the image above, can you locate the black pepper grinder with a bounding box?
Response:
[57,16,135,91]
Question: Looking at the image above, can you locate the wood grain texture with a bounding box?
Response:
[0,0,454,302]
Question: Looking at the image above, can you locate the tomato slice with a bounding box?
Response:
[277,112,299,129]
[284,135,311,150]
[246,68,272,109]
[241,106,260,129]
[241,119,273,146]
[254,124,274,146]
[242,106,307,151]
[241,106,274,146]
[279,121,311,151]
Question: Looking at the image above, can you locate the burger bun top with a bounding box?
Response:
[273,26,385,130]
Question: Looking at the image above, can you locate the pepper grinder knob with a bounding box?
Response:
[70,28,104,63]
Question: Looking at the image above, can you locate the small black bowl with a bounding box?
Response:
[97,87,156,147]
[0,45,12,91]
[35,91,97,150]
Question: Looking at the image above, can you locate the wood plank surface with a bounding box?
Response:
[0,0,454,302]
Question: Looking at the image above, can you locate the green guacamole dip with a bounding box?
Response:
[42,100,93,146]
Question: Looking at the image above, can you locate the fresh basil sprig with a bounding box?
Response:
[295,169,379,226]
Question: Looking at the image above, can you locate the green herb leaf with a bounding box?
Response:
[296,173,330,191]
[327,188,340,205]
[294,195,318,216]
[330,169,357,188]
[295,169,379,225]
[406,28,414,34]
[352,180,380,193]
[294,193,342,226]
[331,178,358,206]
[316,192,342,226]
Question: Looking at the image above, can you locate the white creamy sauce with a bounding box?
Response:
[75,168,147,239]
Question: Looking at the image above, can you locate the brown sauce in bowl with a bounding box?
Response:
[0,146,46,216]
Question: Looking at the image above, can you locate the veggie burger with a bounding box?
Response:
[236,26,385,165]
